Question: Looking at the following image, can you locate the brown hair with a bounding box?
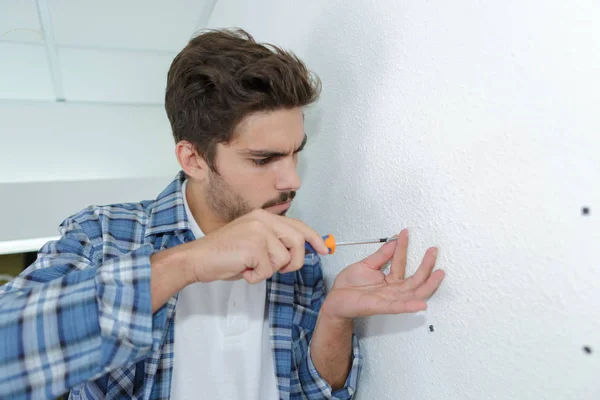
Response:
[165,28,321,172]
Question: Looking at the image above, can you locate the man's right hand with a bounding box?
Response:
[184,209,329,284]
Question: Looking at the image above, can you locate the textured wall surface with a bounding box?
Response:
[208,1,599,398]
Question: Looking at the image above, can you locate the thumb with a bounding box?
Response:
[359,240,396,270]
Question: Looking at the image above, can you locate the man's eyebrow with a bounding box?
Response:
[239,134,307,157]
[296,134,308,152]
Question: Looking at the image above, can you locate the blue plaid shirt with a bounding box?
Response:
[0,171,362,400]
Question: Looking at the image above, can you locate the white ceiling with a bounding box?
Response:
[0,0,217,104]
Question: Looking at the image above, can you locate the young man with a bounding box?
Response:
[0,29,445,399]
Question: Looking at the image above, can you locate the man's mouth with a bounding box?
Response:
[266,200,292,212]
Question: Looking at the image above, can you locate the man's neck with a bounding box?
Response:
[184,181,227,235]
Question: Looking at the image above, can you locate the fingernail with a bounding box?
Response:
[432,248,438,257]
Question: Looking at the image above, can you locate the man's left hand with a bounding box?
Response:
[320,229,445,320]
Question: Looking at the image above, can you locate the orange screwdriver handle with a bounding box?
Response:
[305,234,336,255]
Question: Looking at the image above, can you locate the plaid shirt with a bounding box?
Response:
[0,171,362,400]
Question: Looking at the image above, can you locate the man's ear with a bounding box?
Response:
[175,140,209,182]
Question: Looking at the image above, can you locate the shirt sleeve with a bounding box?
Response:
[295,254,362,399]
[0,215,167,399]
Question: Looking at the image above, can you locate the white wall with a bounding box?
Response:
[0,102,179,183]
[0,1,210,250]
[209,1,600,399]
[0,102,179,253]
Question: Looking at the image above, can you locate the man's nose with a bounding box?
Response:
[276,159,302,192]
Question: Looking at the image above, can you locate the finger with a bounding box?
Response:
[253,211,328,255]
[277,231,306,273]
[244,227,289,283]
[264,218,306,272]
[279,234,305,273]
[243,245,274,284]
[359,240,397,270]
[414,269,445,299]
[264,229,292,272]
[404,247,438,289]
[284,217,329,254]
[389,229,408,280]
[250,211,306,271]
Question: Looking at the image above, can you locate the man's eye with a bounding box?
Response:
[252,158,271,166]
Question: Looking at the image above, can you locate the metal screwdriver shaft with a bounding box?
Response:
[305,235,398,255]
[335,237,398,247]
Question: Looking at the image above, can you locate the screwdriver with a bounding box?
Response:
[305,234,398,255]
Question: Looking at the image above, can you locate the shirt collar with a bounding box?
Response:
[181,179,205,239]
[145,170,191,238]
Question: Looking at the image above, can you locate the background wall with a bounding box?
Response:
[0,102,178,183]
[0,0,215,253]
[209,1,599,399]
[0,0,208,183]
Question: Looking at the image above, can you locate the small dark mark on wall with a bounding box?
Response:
[583,346,592,354]
[582,207,590,216]
[429,325,434,332]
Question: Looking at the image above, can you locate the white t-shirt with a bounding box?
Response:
[170,180,279,399]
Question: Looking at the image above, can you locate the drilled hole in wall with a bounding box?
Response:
[429,325,434,332]
[582,207,590,216]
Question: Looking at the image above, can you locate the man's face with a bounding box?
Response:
[203,107,306,222]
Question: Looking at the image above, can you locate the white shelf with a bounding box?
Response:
[0,175,174,249]
[0,236,60,255]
